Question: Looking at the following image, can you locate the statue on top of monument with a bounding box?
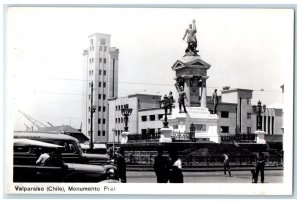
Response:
[182,19,199,56]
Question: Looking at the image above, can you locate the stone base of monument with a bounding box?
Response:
[254,130,266,144]
[159,127,173,143]
[167,107,220,143]
[121,131,130,144]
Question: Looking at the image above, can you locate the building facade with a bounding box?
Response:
[83,33,119,143]
[108,89,283,144]
[108,94,162,144]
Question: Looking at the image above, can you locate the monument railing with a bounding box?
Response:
[127,131,196,143]
[127,133,161,143]
[220,133,257,143]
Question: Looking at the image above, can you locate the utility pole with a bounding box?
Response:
[90,82,96,151]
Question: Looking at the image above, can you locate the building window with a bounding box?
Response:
[268,116,271,134]
[90,39,93,45]
[121,118,124,123]
[98,118,101,124]
[103,82,106,88]
[118,118,120,123]
[247,113,251,119]
[247,127,251,134]
[141,129,147,135]
[88,119,90,124]
[221,126,229,133]
[103,94,106,100]
[115,118,117,123]
[100,39,106,45]
[102,131,106,136]
[103,107,106,112]
[118,105,120,111]
[103,119,106,124]
[263,116,267,132]
[142,116,147,122]
[150,115,155,121]
[98,82,101,87]
[221,111,229,118]
[99,58,102,63]
[92,58,94,63]
[104,46,107,52]
[98,131,100,136]
[247,98,251,105]
[272,116,274,135]
[88,94,91,100]
[115,106,118,111]
[103,70,106,76]
[158,114,164,120]
[104,58,107,64]
[98,94,101,99]
[98,106,101,112]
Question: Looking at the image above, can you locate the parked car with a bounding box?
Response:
[14,131,109,165]
[13,138,119,182]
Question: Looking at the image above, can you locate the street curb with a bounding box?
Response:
[127,166,283,172]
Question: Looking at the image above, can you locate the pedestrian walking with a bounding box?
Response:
[153,149,171,183]
[223,153,232,177]
[169,151,184,183]
[254,151,266,183]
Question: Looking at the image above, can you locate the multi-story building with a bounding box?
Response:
[108,89,283,144]
[83,33,119,143]
[108,94,162,144]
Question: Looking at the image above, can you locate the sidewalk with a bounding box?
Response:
[127,164,283,172]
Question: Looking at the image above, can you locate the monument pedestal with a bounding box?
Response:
[159,127,173,143]
[168,107,220,143]
[254,130,266,144]
[121,131,130,144]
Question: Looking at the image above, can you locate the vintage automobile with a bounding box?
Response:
[13,138,119,182]
[14,131,110,165]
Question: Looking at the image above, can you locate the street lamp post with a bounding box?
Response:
[121,104,133,132]
[253,100,266,131]
[89,82,96,151]
[159,94,172,128]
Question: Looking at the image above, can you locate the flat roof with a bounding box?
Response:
[221,88,253,94]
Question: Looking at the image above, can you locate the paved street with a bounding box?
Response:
[127,170,283,183]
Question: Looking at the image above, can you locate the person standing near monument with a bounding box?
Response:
[114,147,127,183]
[177,86,188,113]
[182,19,198,55]
[254,151,266,183]
[223,153,232,177]
[211,89,219,114]
[153,149,171,183]
[169,150,184,183]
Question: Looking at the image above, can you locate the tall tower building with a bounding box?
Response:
[83,33,119,143]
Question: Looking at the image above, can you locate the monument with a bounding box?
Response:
[162,20,220,143]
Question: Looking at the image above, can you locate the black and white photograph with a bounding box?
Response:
[3,4,295,196]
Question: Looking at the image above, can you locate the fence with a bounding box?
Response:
[220,133,257,143]
[124,153,283,167]
[127,133,161,143]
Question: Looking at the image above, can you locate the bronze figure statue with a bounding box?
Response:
[182,19,199,55]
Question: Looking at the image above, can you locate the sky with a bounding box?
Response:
[6,7,294,131]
